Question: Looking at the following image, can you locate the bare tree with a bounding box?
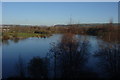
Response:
[48,33,89,79]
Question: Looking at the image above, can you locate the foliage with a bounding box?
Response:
[48,33,89,79]
[27,57,48,79]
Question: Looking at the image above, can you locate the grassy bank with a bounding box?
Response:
[2,32,52,40]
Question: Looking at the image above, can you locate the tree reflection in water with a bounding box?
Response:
[4,34,120,80]
[94,44,120,79]
[27,57,48,79]
[48,33,94,79]
[15,55,26,78]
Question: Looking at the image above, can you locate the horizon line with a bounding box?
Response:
[1,22,119,26]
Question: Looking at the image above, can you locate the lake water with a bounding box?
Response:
[2,34,108,79]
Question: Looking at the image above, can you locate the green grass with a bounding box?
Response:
[16,33,40,37]
[16,33,50,37]
[3,32,51,40]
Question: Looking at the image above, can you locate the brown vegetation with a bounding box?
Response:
[48,32,92,79]
[2,23,119,43]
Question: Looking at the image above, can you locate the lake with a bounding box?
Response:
[2,34,118,79]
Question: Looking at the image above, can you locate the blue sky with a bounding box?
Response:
[2,2,118,25]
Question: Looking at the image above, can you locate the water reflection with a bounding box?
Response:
[2,38,27,45]
[15,55,26,78]
[2,34,61,79]
[28,57,48,79]
[47,33,100,79]
[0,45,2,80]
[2,36,51,45]
[94,44,120,79]
[2,34,120,80]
